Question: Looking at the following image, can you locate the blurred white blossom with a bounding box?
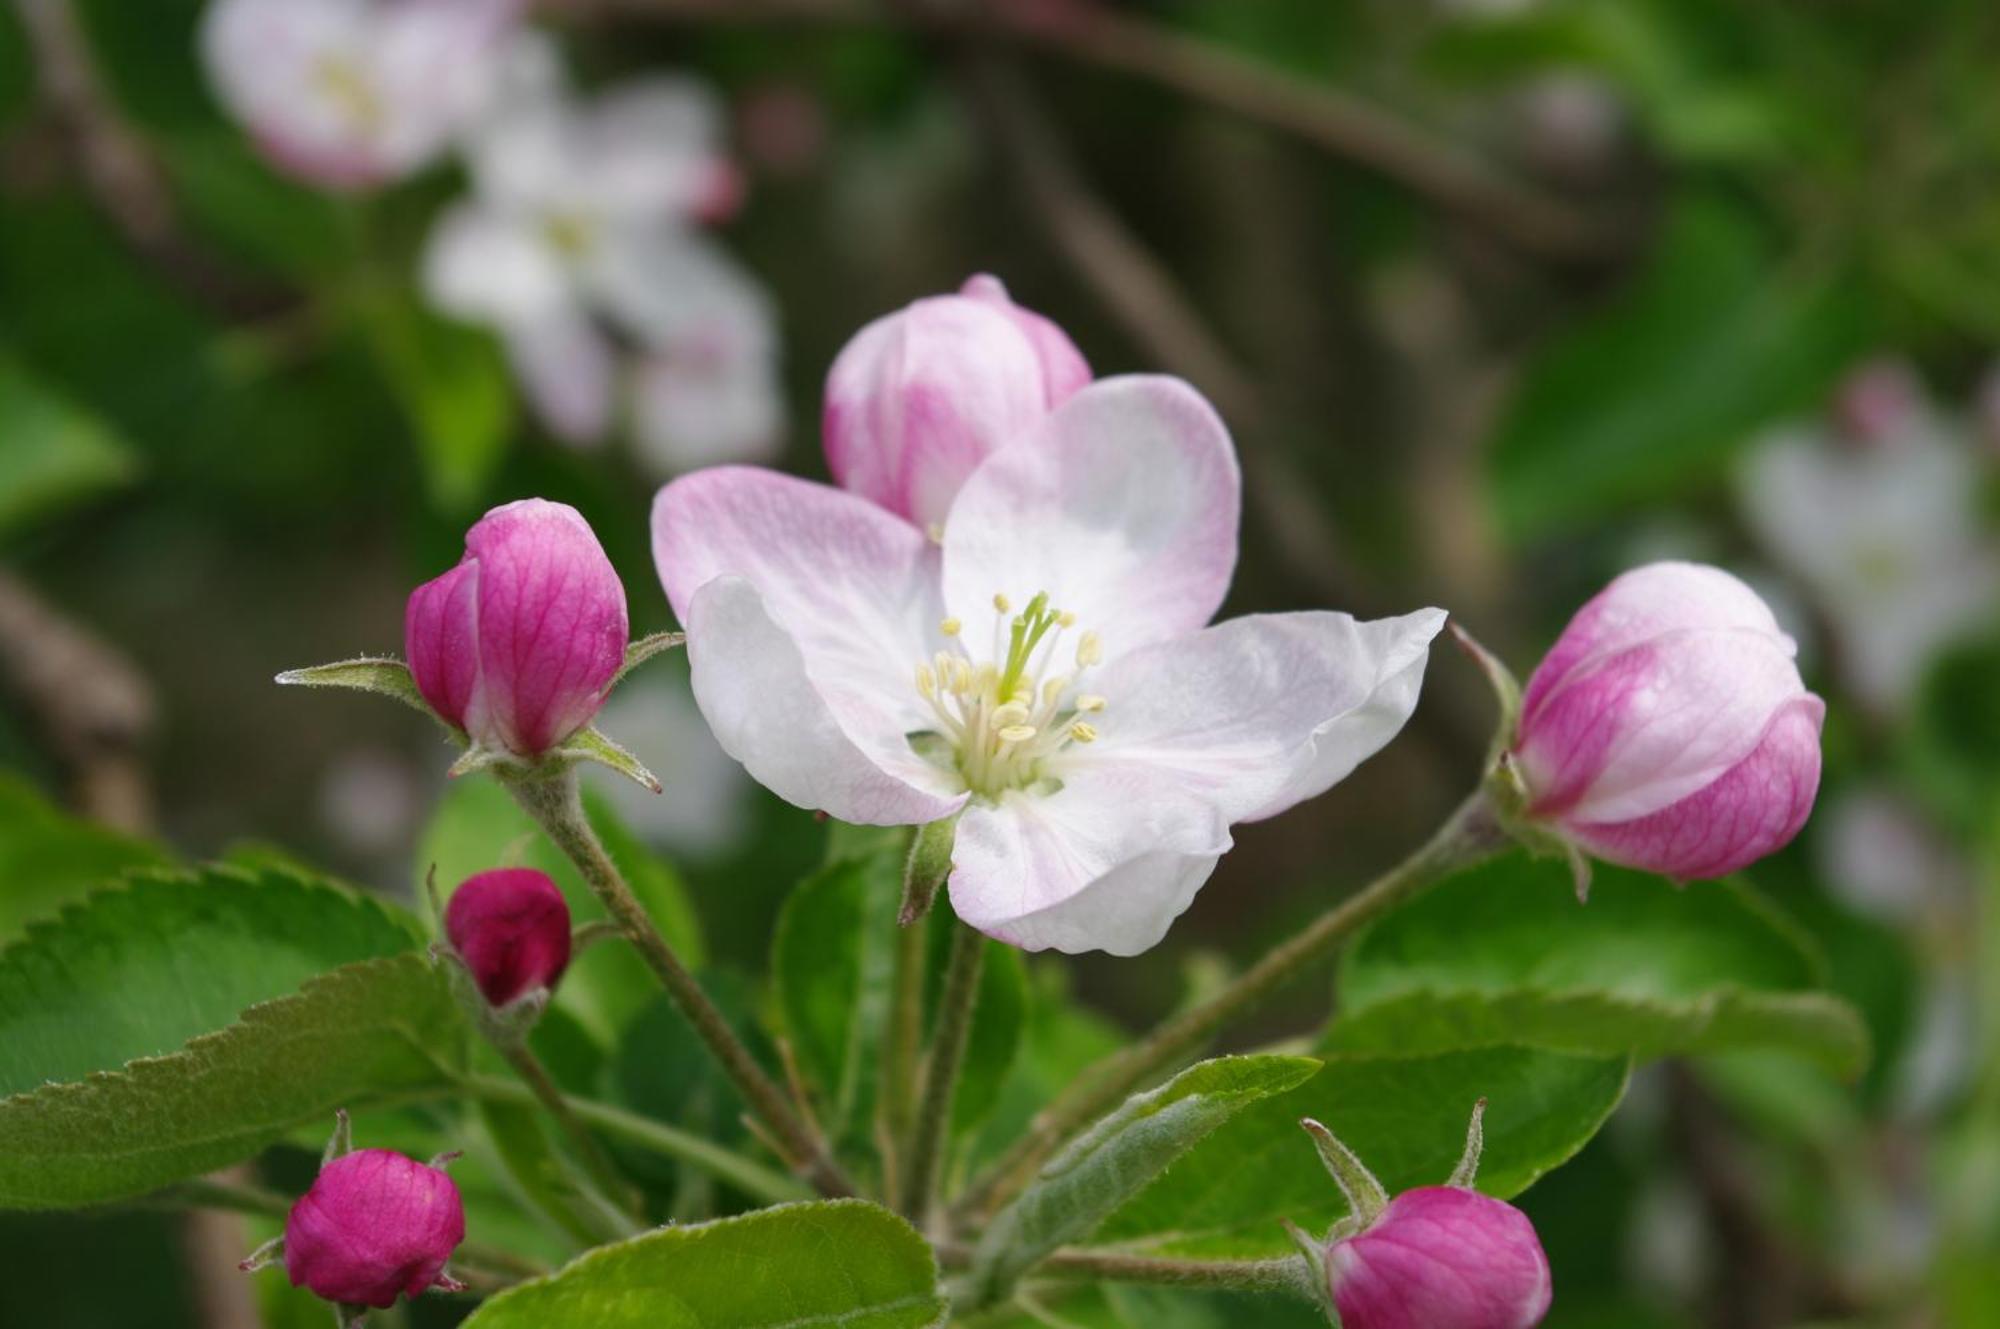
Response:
[423,33,782,467]
[1737,360,1999,713]
[201,0,521,190]
[587,671,755,860]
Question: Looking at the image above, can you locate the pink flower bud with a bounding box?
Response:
[444,867,572,1005]
[284,1149,465,1310]
[1513,561,1824,879]
[1327,1186,1552,1329]
[405,498,628,757]
[822,274,1090,530]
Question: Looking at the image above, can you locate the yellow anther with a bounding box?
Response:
[1068,722,1099,744]
[990,701,1032,730]
[1042,675,1071,705]
[916,663,936,696]
[1075,694,1106,713]
[940,617,962,637]
[997,724,1038,744]
[946,659,974,693]
[926,522,946,544]
[1057,610,1077,628]
[1076,632,1103,667]
[993,593,1012,613]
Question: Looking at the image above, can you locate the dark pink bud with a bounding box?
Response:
[1512,562,1823,880]
[444,867,572,1006]
[284,1149,465,1310]
[405,498,628,757]
[1327,1187,1552,1329]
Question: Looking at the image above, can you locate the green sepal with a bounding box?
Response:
[275,656,439,722]
[613,632,686,687]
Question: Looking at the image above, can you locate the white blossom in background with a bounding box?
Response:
[423,34,782,466]
[588,670,756,860]
[201,0,521,190]
[1815,784,1967,926]
[1737,360,1999,713]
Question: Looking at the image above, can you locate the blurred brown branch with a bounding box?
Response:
[9,0,284,318]
[548,0,1619,265]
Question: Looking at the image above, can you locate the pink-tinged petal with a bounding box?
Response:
[1520,561,1786,727]
[948,767,1231,956]
[682,577,967,825]
[404,560,480,732]
[959,273,1091,405]
[463,499,627,755]
[1086,608,1446,823]
[941,375,1240,663]
[284,1149,465,1310]
[1516,623,1809,824]
[504,314,617,445]
[824,293,1050,531]
[1329,1187,1551,1329]
[653,466,944,732]
[1563,694,1825,880]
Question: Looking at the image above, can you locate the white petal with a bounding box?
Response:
[586,230,774,357]
[948,767,1230,956]
[684,577,966,826]
[503,313,616,444]
[631,349,785,476]
[941,376,1240,664]
[1086,608,1447,824]
[422,202,571,327]
[583,77,732,218]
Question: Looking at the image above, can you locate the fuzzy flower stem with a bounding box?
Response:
[879,915,928,1196]
[899,919,986,1220]
[500,765,854,1198]
[957,787,1505,1220]
[490,1034,641,1233]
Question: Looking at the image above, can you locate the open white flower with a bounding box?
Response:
[201,0,519,190]
[652,376,1445,955]
[422,37,771,452]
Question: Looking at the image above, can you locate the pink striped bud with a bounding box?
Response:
[405,499,628,758]
[444,867,572,1006]
[283,1149,465,1309]
[1328,1187,1552,1329]
[1512,561,1824,880]
[823,273,1090,531]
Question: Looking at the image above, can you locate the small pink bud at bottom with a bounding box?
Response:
[284,1149,465,1310]
[444,868,573,1007]
[1327,1187,1551,1329]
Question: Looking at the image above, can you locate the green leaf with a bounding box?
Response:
[967,1055,1321,1303]
[0,355,139,539]
[460,1199,946,1329]
[0,774,167,942]
[0,864,421,1095]
[1489,195,1870,542]
[772,836,904,1146]
[1333,851,1871,1075]
[418,778,704,1045]
[0,951,466,1208]
[1094,1047,1629,1259]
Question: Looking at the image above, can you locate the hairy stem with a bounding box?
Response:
[937,1241,1310,1299]
[958,788,1504,1219]
[492,1035,643,1232]
[500,766,853,1198]
[899,920,986,1220]
[461,1073,812,1205]
[879,908,928,1198]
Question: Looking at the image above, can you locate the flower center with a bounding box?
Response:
[312,54,385,134]
[541,212,601,260]
[913,590,1105,797]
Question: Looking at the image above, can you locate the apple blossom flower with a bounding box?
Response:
[444,867,572,1005]
[823,274,1090,533]
[200,0,520,190]
[282,1148,465,1309]
[653,375,1444,955]
[1737,361,1998,712]
[1294,1105,1549,1329]
[422,36,773,449]
[405,498,627,758]
[1510,561,1824,881]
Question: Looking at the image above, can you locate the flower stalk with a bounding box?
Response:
[899,918,986,1221]
[957,787,1507,1220]
[488,1033,642,1235]
[499,764,854,1198]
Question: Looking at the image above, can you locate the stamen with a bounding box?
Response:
[990,702,1032,731]
[1068,722,1099,743]
[940,617,962,637]
[1057,610,1077,628]
[915,664,936,697]
[926,523,946,544]
[993,593,1012,613]
[1076,632,1103,667]
[1075,694,1106,713]
[997,725,1037,744]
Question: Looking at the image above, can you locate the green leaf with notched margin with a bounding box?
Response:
[1333,851,1870,1075]
[967,1055,1321,1303]
[0,864,422,1095]
[1093,1046,1629,1259]
[0,951,466,1208]
[0,773,168,943]
[460,1200,946,1329]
